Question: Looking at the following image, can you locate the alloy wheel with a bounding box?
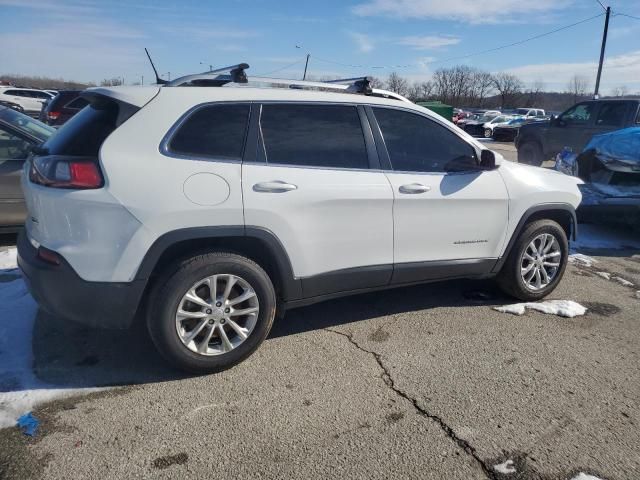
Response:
[520,233,562,291]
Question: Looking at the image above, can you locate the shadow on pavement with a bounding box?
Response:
[32,278,506,388]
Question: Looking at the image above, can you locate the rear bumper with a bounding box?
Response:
[17,230,145,329]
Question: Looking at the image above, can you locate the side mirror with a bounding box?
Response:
[480,150,497,170]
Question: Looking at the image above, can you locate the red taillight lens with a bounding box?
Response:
[47,111,60,120]
[37,246,61,265]
[29,155,104,189]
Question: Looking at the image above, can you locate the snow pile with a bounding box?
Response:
[493,459,516,474]
[494,300,587,318]
[0,254,98,429]
[569,253,597,267]
[612,276,634,287]
[0,247,17,270]
[595,272,611,280]
[571,474,604,480]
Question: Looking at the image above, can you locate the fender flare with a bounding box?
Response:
[492,203,577,273]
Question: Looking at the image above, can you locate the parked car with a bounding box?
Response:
[516,99,640,166]
[463,113,505,137]
[514,108,545,119]
[39,90,88,126]
[0,106,55,231]
[18,74,581,373]
[0,100,24,113]
[492,117,528,142]
[482,115,518,138]
[0,87,54,117]
[555,127,640,226]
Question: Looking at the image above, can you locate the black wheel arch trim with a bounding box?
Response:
[134,225,303,301]
[491,203,577,273]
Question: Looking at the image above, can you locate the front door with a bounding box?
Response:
[547,102,597,155]
[242,103,394,298]
[368,106,509,284]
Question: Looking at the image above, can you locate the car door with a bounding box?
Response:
[547,102,596,155]
[590,101,632,138]
[367,106,509,284]
[242,102,394,298]
[0,124,32,227]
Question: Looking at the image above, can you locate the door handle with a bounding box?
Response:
[399,183,431,194]
[253,180,298,193]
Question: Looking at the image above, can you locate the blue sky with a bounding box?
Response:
[1,0,639,93]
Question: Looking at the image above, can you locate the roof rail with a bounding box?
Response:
[164,64,410,103]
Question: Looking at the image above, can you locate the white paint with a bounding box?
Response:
[0,248,17,270]
[570,473,605,480]
[595,272,611,280]
[0,250,98,428]
[612,276,634,287]
[569,253,597,267]
[493,459,516,474]
[182,173,230,206]
[494,300,587,318]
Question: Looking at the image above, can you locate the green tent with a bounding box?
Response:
[416,101,454,122]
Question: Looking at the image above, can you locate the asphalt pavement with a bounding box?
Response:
[1,143,639,479]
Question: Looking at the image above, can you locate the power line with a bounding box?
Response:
[615,12,640,21]
[258,58,306,76]
[313,12,605,71]
[595,0,607,12]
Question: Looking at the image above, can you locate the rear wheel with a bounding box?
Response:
[147,252,276,373]
[497,220,568,301]
[518,141,544,166]
[484,128,492,138]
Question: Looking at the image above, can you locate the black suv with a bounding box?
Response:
[516,99,640,166]
[39,90,88,127]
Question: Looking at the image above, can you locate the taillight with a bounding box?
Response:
[29,155,104,189]
[47,111,60,120]
[37,246,61,266]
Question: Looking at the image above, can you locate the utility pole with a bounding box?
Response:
[303,54,310,80]
[141,75,144,85]
[594,6,610,99]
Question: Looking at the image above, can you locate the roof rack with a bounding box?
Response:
[165,64,410,103]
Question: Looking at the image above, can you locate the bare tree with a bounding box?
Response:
[100,77,123,87]
[611,85,629,97]
[522,80,545,107]
[406,80,434,102]
[369,76,385,89]
[492,72,523,109]
[385,72,409,96]
[567,74,589,104]
[470,70,494,107]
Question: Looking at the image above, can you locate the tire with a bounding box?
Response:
[496,219,568,301]
[518,141,544,166]
[147,252,276,373]
[484,128,492,138]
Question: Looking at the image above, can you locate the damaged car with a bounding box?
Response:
[556,127,640,225]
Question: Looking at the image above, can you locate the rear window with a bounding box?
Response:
[42,97,134,156]
[167,103,250,160]
[65,97,89,110]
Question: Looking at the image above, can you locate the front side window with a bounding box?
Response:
[595,102,628,127]
[168,103,250,160]
[560,103,594,125]
[0,126,31,161]
[260,104,368,169]
[374,107,478,173]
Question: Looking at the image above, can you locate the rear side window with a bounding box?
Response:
[260,104,368,169]
[373,107,477,173]
[595,102,628,127]
[65,97,89,110]
[42,98,131,156]
[168,104,250,160]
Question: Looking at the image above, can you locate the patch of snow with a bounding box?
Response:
[493,459,516,474]
[572,224,640,250]
[570,473,604,480]
[494,300,587,318]
[0,278,99,429]
[0,247,17,270]
[612,276,634,287]
[635,291,640,299]
[569,253,597,267]
[595,271,611,280]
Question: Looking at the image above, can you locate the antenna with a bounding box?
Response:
[145,48,168,85]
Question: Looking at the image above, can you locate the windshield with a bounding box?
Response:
[0,107,55,142]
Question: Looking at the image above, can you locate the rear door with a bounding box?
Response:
[590,101,632,138]
[368,106,509,284]
[242,102,394,297]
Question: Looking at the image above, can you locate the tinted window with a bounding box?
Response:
[31,91,50,99]
[0,127,32,161]
[560,103,594,125]
[43,99,124,156]
[0,107,54,142]
[374,107,477,173]
[168,104,250,160]
[260,104,368,169]
[3,90,19,96]
[595,102,628,127]
[65,97,89,110]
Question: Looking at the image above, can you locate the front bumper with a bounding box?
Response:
[17,230,145,329]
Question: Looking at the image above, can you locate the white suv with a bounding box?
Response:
[17,68,582,372]
[0,87,54,115]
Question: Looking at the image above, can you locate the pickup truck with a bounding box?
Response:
[516,99,640,166]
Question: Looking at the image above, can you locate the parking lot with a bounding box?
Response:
[0,140,639,480]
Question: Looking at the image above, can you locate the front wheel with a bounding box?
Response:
[497,220,568,301]
[484,128,492,138]
[147,252,276,373]
[518,141,544,166]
